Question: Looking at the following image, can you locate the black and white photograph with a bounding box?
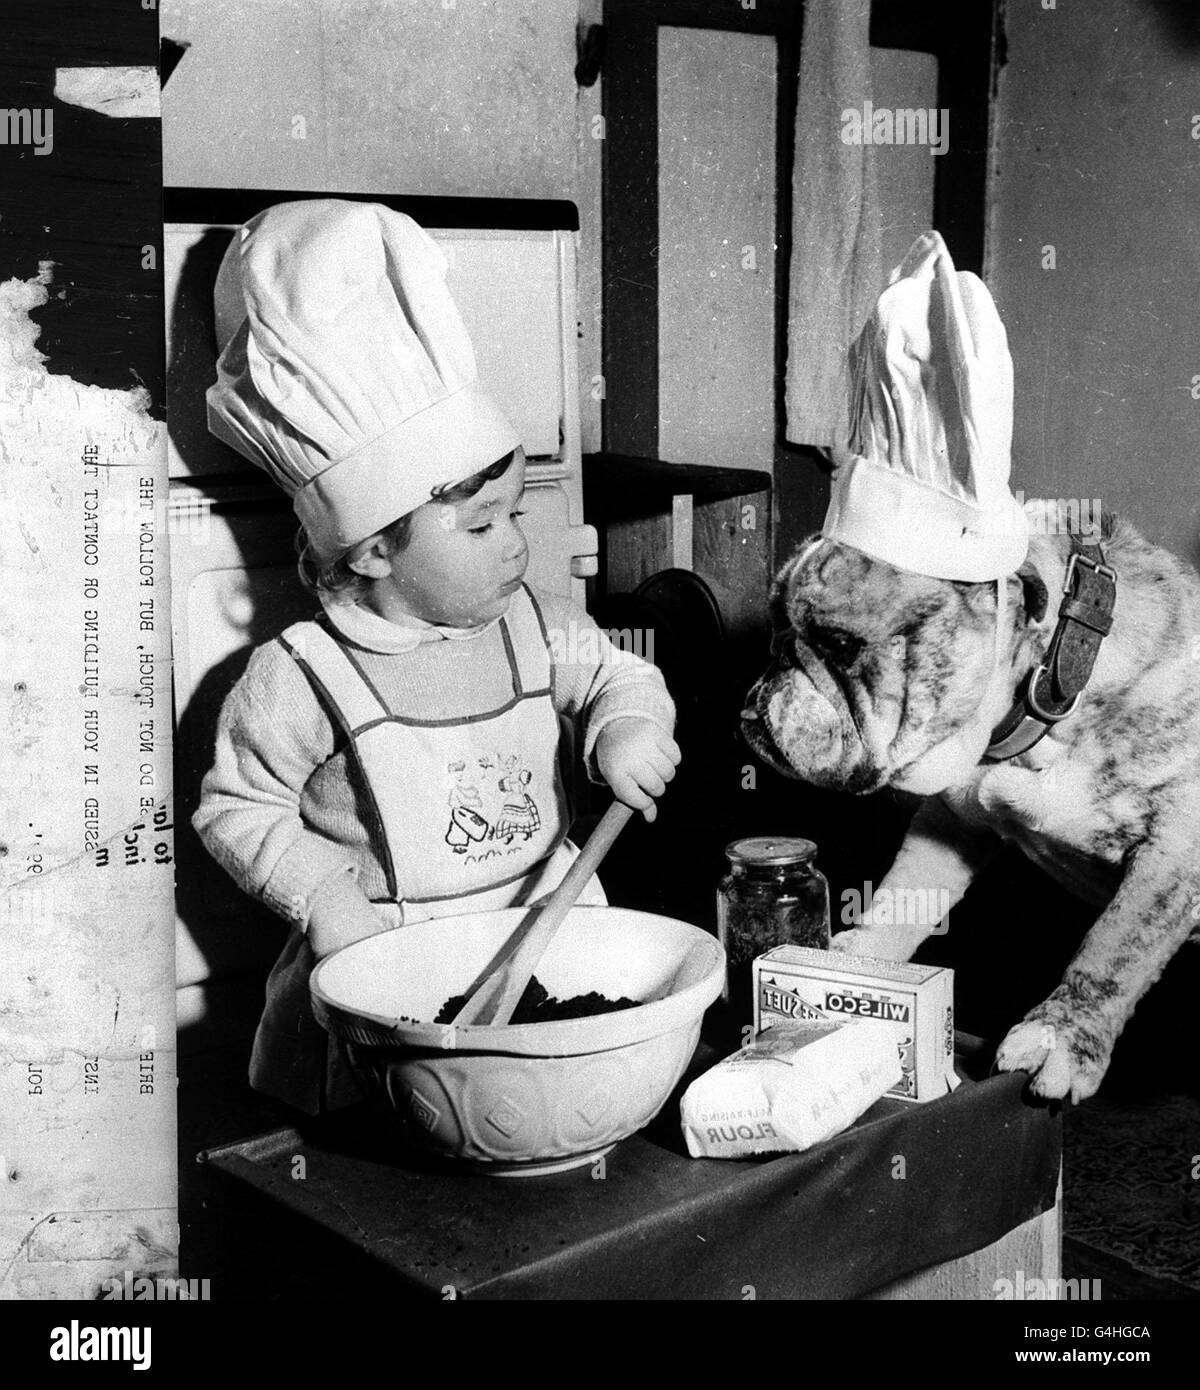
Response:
[1,0,1199,1346]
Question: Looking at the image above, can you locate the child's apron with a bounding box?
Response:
[251,586,605,1114]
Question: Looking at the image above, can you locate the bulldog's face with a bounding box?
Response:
[742,538,1039,796]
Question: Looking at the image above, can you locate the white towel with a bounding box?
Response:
[784,0,883,450]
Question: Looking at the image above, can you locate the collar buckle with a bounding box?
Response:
[1025,663,1082,723]
[1063,549,1116,595]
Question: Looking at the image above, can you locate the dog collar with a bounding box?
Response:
[985,539,1117,761]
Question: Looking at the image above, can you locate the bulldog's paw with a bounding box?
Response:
[995,1008,1114,1103]
[829,927,915,963]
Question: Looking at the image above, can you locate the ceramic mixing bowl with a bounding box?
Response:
[310,906,724,1176]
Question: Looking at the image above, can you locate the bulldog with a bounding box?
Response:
[742,508,1200,1102]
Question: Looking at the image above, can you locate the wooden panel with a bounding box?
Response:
[657,26,777,472]
[695,496,771,640]
[602,7,660,459]
[607,514,674,595]
[871,47,940,273]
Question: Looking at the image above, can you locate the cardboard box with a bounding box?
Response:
[752,946,956,1102]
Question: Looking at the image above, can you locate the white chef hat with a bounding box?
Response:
[821,230,1029,582]
[207,199,521,561]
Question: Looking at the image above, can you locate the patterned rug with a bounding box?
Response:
[1063,1093,1200,1294]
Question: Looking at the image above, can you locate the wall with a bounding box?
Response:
[161,0,604,447]
[162,0,577,198]
[988,0,1200,566]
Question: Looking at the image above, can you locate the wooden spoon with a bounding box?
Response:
[451,800,635,1027]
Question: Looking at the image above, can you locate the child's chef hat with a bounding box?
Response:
[821,230,1028,582]
[207,200,521,561]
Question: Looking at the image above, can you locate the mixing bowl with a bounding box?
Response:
[310,906,725,1176]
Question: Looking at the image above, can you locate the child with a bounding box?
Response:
[194,201,680,1113]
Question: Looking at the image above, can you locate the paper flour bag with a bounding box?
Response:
[680,1019,902,1159]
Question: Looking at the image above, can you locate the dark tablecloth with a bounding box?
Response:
[197,1035,1061,1300]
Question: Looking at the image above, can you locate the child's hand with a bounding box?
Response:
[594,717,681,822]
[306,880,395,961]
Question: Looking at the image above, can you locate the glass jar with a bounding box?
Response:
[717,837,830,1022]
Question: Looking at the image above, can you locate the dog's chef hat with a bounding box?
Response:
[207,199,521,561]
[822,230,1029,582]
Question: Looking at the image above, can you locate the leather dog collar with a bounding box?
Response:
[985,538,1117,762]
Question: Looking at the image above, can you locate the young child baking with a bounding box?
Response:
[194,201,680,1113]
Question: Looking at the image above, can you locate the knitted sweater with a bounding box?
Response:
[192,583,675,930]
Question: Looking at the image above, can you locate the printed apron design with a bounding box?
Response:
[284,586,570,906]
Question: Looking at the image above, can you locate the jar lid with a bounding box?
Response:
[725,836,817,867]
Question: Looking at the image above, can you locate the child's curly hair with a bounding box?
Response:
[296,450,518,600]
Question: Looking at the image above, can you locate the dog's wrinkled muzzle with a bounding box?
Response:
[741,660,881,793]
